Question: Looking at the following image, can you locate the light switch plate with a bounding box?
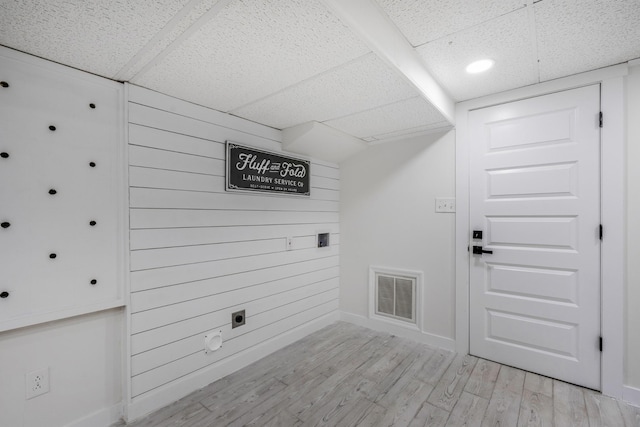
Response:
[435,197,456,213]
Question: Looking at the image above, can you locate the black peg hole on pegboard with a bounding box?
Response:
[89,103,96,109]
[0,81,9,88]
[49,253,57,259]
[89,220,96,226]
[49,189,57,195]
[1,222,10,229]
[0,291,9,299]
[89,161,96,167]
[1,152,8,158]
[90,279,97,285]
[49,125,56,131]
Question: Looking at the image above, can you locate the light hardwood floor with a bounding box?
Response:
[118,322,640,426]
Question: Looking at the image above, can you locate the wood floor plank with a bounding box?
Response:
[464,358,501,399]
[376,378,434,427]
[584,390,626,427]
[553,380,589,427]
[352,402,387,427]
[523,372,553,398]
[445,391,489,427]
[619,400,640,427]
[200,377,286,424]
[228,373,328,427]
[407,401,450,427]
[297,374,376,426]
[481,365,526,427]
[129,402,211,427]
[261,410,302,427]
[517,389,553,427]
[415,348,456,385]
[427,354,478,412]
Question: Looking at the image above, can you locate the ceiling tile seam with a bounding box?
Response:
[226,52,377,114]
[368,123,453,145]
[411,4,530,49]
[129,0,234,83]
[526,0,542,83]
[367,119,451,140]
[112,0,204,81]
[320,95,425,125]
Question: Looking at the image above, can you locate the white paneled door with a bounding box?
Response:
[469,85,601,390]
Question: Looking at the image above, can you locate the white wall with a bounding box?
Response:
[340,131,456,346]
[0,309,123,427]
[125,85,341,420]
[626,63,640,390]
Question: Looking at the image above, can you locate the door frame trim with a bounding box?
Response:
[455,64,627,399]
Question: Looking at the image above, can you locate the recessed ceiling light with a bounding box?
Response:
[466,59,495,74]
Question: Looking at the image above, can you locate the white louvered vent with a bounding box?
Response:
[369,267,422,328]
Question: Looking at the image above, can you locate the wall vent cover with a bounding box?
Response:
[369,267,422,328]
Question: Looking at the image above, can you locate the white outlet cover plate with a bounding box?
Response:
[435,197,456,213]
[26,367,49,399]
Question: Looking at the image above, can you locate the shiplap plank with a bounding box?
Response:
[130,223,339,249]
[131,284,339,375]
[129,124,225,159]
[131,285,337,356]
[131,274,339,334]
[131,259,338,313]
[311,175,340,191]
[130,167,338,201]
[130,208,339,229]
[128,85,282,143]
[130,238,285,271]
[129,187,339,212]
[131,246,339,292]
[131,299,338,397]
[310,162,340,180]
[129,145,225,176]
[131,268,338,337]
[129,102,282,152]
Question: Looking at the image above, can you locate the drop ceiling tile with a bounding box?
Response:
[324,96,448,140]
[231,53,419,129]
[132,0,370,113]
[416,8,538,102]
[376,0,525,46]
[0,0,191,78]
[535,0,640,81]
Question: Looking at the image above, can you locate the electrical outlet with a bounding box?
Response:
[286,236,293,251]
[435,197,456,213]
[26,368,49,399]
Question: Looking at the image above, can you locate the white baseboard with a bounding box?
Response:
[65,402,123,427]
[125,311,339,422]
[340,311,455,351]
[623,385,640,407]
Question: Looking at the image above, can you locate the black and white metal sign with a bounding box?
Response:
[226,142,310,196]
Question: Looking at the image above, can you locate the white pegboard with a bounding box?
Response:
[0,47,125,331]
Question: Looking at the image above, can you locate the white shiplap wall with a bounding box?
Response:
[126,85,340,418]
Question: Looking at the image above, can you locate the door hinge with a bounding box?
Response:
[599,224,603,240]
[599,112,603,128]
[599,336,603,352]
